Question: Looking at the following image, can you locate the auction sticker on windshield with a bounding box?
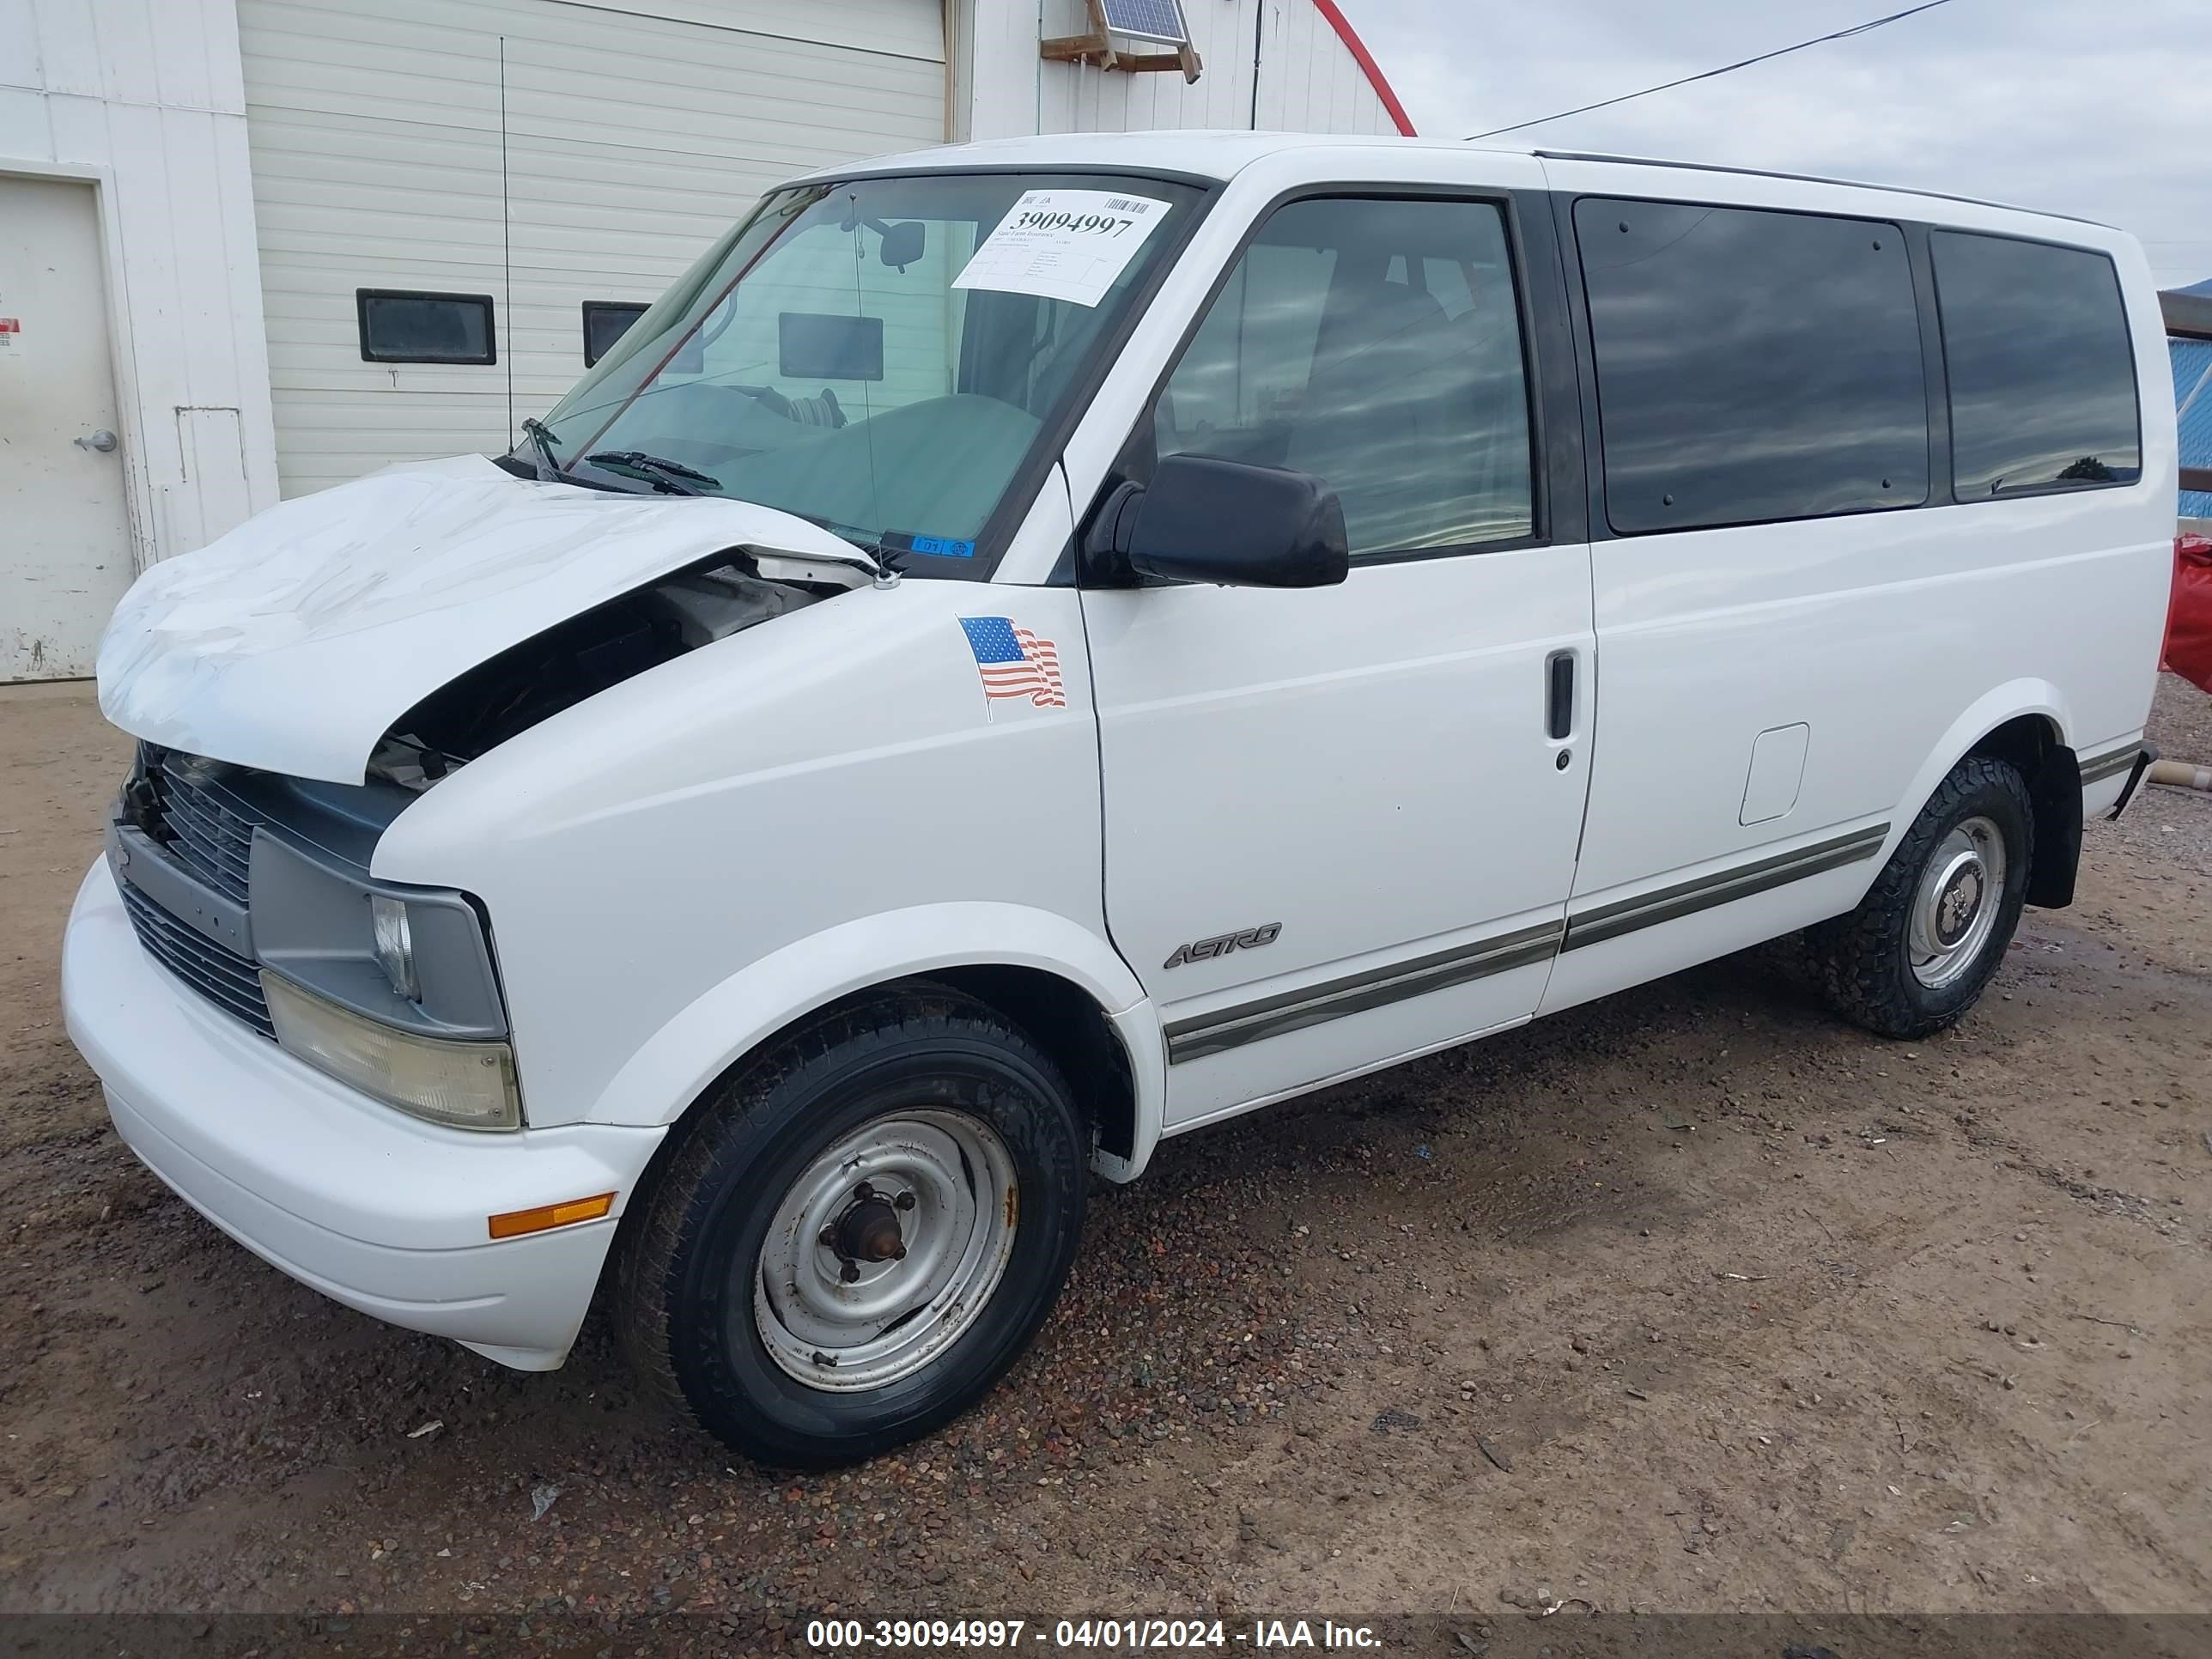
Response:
[952,189,1170,308]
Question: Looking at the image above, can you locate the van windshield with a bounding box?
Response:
[526,172,1206,577]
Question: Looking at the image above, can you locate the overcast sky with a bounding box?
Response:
[1340,0,2212,289]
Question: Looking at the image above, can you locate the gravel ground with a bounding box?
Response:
[2,676,2209,1644]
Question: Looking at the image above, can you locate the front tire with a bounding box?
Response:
[1805,756,2033,1040]
[616,984,1088,1468]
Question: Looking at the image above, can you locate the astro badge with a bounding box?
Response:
[958,617,1065,708]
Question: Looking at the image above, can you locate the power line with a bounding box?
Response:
[1467,0,1959,141]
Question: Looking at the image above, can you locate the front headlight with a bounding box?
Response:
[263,971,521,1131]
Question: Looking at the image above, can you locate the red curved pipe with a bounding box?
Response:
[1307,0,1417,137]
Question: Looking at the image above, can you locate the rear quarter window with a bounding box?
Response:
[1930,231,2141,498]
[1574,198,1929,535]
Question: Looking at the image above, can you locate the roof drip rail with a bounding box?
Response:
[1527,149,2113,230]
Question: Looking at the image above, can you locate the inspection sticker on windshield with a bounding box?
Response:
[952,189,1170,308]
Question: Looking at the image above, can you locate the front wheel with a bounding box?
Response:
[616,985,1089,1468]
[1805,755,2033,1040]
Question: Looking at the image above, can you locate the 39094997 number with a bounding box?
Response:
[1014,210,1138,237]
[807,1620,1029,1650]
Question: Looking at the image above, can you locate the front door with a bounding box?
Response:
[1081,191,1594,1127]
[0,176,134,682]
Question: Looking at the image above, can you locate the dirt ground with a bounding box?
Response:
[2,676,2209,1640]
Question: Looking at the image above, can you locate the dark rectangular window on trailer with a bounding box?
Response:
[1930,232,2142,498]
[1572,198,1929,535]
[357,290,495,365]
[779,311,884,381]
[582,301,648,368]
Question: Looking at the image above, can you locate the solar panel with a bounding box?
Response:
[1097,0,1188,46]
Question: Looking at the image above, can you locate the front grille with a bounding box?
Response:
[118,878,275,1038]
[143,751,258,904]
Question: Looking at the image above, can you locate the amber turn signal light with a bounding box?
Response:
[488,1192,616,1240]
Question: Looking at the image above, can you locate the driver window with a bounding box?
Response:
[1156,196,1535,559]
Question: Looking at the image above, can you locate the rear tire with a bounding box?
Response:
[1805,756,2033,1040]
[616,984,1088,1468]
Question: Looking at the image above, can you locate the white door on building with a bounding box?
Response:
[238,0,950,499]
[0,177,134,683]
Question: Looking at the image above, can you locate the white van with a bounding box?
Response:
[63,133,2174,1467]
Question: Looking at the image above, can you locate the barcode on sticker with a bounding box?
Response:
[1103,198,1144,212]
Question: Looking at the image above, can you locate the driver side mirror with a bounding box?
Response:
[1099,453,1350,588]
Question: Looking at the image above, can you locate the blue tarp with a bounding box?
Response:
[2178,337,2212,519]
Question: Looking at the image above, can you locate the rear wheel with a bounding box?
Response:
[617,985,1088,1468]
[1806,756,2033,1039]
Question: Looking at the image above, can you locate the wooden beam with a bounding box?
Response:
[1109,51,1191,73]
[1040,31,1115,67]
[1041,41,1200,76]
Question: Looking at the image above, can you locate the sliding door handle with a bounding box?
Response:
[1546,651,1576,741]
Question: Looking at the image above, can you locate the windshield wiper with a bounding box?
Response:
[518,416,562,480]
[585,450,720,495]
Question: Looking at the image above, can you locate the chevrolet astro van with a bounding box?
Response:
[63,134,2174,1466]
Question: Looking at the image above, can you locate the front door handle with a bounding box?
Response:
[1546,650,1576,741]
[75,428,118,453]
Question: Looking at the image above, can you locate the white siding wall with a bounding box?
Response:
[1252,0,1405,136]
[238,0,947,496]
[961,0,1403,143]
[0,0,279,568]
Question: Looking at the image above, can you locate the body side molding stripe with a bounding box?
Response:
[2077,744,2142,784]
[1163,822,1894,1065]
[1562,823,1891,952]
[1164,921,1563,1065]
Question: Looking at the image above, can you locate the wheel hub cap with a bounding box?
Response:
[1932,857,1984,948]
[752,1109,1018,1393]
[1909,817,2006,990]
[830,1191,908,1269]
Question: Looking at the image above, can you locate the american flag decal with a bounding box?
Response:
[958,616,1066,708]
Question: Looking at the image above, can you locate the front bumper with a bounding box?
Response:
[62,860,665,1370]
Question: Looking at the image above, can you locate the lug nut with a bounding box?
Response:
[854,1182,875,1200]
[818,1224,838,1248]
[840,1261,860,1284]
[893,1244,908,1261]
[895,1191,917,1211]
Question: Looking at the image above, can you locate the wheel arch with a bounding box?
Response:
[583,902,1167,1181]
[1897,682,2081,909]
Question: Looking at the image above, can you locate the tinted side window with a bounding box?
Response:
[1574,199,1927,534]
[1931,231,2141,497]
[1157,197,1534,559]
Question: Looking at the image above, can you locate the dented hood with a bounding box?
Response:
[97,455,864,783]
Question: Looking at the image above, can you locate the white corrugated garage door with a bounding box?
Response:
[239,0,947,497]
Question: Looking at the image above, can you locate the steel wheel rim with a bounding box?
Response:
[1908,815,2006,990]
[752,1108,1018,1393]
